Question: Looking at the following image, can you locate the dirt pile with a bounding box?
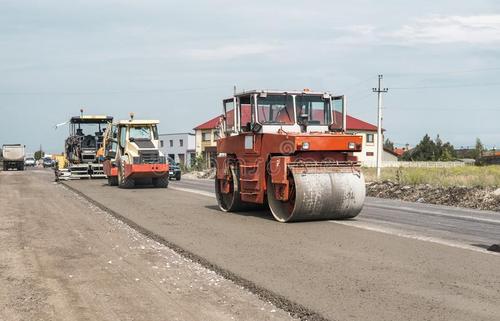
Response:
[366,181,500,211]
[182,168,216,180]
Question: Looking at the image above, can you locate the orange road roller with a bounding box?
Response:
[215,90,366,222]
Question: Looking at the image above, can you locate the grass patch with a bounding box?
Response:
[362,165,500,187]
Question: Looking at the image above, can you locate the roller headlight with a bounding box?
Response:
[302,142,310,150]
[348,142,356,150]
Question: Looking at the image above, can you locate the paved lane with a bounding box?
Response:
[171,178,500,249]
[65,178,500,321]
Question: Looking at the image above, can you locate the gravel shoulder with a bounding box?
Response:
[0,169,294,321]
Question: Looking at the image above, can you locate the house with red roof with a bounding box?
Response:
[193,115,223,166]
[193,113,397,167]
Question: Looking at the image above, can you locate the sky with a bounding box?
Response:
[1,0,499,153]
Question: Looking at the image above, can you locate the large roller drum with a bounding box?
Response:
[267,168,366,222]
[215,165,265,212]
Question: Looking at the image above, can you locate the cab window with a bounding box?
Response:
[119,126,127,147]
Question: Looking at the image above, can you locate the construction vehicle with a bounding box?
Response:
[102,114,169,188]
[215,89,366,222]
[2,144,26,171]
[56,113,113,180]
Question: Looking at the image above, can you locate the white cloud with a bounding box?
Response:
[390,15,500,44]
[186,43,280,61]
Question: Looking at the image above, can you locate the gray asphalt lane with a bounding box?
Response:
[64,177,500,321]
[171,178,500,248]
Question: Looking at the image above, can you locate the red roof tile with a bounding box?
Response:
[393,148,406,157]
[193,115,223,130]
[346,115,378,131]
[194,113,379,131]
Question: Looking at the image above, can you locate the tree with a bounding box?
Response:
[403,134,436,161]
[403,134,456,161]
[439,142,456,161]
[383,138,394,151]
[473,138,484,160]
[34,150,44,160]
[435,134,443,160]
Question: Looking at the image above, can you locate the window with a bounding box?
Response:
[178,153,185,164]
[331,96,344,131]
[366,134,374,143]
[296,95,331,125]
[256,95,294,125]
[240,95,253,131]
[160,140,164,148]
[169,140,173,147]
[224,99,235,132]
[240,103,252,129]
[202,132,211,141]
[152,125,158,140]
[119,127,127,148]
[111,125,118,139]
[179,139,184,147]
[129,126,152,140]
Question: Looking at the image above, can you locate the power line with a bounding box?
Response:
[372,75,388,179]
[385,66,500,78]
[387,106,499,111]
[391,82,500,90]
[0,85,230,96]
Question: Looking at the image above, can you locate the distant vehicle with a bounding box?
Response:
[168,157,181,181]
[2,144,25,171]
[24,157,36,167]
[43,157,55,168]
[102,115,169,188]
[55,112,113,180]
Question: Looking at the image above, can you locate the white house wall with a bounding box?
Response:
[159,133,196,166]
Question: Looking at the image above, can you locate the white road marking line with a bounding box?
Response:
[169,186,215,198]
[365,203,500,224]
[169,185,499,255]
[330,220,499,256]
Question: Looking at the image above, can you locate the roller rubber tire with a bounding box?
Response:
[215,165,265,212]
[152,175,169,188]
[118,162,134,189]
[107,176,118,186]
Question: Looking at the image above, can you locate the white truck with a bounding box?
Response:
[2,144,26,171]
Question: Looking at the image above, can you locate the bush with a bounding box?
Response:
[190,154,208,171]
[362,165,500,187]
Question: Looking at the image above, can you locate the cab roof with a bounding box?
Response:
[70,115,113,124]
[234,89,333,98]
[116,119,160,125]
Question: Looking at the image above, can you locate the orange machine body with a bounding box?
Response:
[103,160,168,179]
[103,159,118,177]
[216,132,363,204]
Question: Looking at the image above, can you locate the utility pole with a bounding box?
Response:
[372,75,388,179]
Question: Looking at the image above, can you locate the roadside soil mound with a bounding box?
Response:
[366,181,500,211]
[182,168,216,180]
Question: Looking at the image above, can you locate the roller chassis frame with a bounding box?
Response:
[216,133,366,222]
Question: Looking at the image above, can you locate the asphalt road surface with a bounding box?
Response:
[61,175,500,321]
[0,169,294,321]
[172,178,500,250]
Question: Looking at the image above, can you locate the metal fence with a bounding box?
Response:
[362,161,468,168]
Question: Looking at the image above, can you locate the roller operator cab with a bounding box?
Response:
[215,90,366,222]
[56,114,113,180]
[103,117,169,188]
